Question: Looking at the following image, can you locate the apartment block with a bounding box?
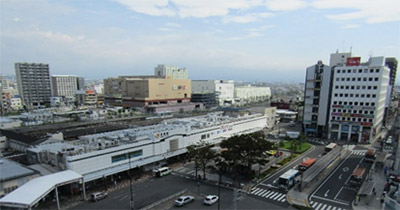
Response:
[51,75,78,97]
[15,63,51,110]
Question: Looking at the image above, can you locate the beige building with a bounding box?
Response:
[251,106,277,128]
[104,65,194,111]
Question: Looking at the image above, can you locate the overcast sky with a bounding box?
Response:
[1,0,399,83]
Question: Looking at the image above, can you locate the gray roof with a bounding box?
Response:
[0,158,36,182]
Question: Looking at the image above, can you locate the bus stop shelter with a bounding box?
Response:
[0,170,85,210]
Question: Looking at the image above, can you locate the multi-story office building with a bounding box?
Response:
[385,58,398,96]
[328,57,390,143]
[77,77,85,90]
[191,80,234,106]
[51,75,78,97]
[303,61,333,137]
[15,63,51,110]
[234,85,271,106]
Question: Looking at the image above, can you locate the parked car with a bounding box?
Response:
[91,191,107,202]
[204,195,219,205]
[175,195,194,207]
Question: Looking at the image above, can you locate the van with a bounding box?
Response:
[91,191,107,202]
[153,167,171,177]
[349,167,366,186]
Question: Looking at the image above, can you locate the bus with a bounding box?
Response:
[278,169,301,190]
[324,143,337,154]
[153,167,171,177]
[349,167,366,186]
[299,158,316,172]
[364,148,376,163]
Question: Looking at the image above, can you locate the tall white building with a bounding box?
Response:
[303,61,332,137]
[15,63,51,110]
[328,56,390,143]
[51,75,78,97]
[154,65,188,79]
[192,80,234,106]
[234,85,271,106]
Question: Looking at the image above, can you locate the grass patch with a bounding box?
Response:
[279,141,312,153]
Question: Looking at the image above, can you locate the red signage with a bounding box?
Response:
[346,57,361,66]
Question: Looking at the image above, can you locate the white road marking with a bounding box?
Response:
[320,204,327,210]
[335,187,344,200]
[263,191,274,198]
[271,193,282,200]
[315,203,323,210]
[324,189,330,197]
[276,194,286,201]
[326,205,332,210]
[266,192,278,199]
[255,189,267,196]
[310,200,314,204]
[281,198,286,202]
[312,202,318,208]
[251,188,262,194]
[332,207,337,210]
[260,190,270,197]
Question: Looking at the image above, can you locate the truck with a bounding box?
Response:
[349,167,366,186]
[298,158,317,172]
[364,148,376,163]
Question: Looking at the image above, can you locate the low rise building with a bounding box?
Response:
[192,80,234,106]
[234,85,271,106]
[0,158,38,197]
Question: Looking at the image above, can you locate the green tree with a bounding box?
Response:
[220,132,273,181]
[186,141,216,179]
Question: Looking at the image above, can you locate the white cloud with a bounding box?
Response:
[13,17,20,22]
[222,13,274,24]
[245,25,275,32]
[311,0,400,23]
[265,0,308,11]
[114,0,265,18]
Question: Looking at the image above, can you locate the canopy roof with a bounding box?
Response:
[0,170,82,208]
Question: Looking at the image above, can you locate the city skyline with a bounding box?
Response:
[1,0,399,84]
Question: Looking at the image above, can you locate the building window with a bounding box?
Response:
[342,70,346,73]
[364,110,368,114]
[359,110,363,114]
[347,117,351,121]
[337,70,340,73]
[355,102,358,105]
[369,119,373,122]
[369,77,373,81]
[341,78,345,81]
[346,78,350,81]
[371,102,375,106]
[359,69,362,73]
[356,86,360,89]
[357,77,361,81]
[360,102,364,106]
[339,94,343,97]
[355,94,359,97]
[351,86,355,89]
[341,86,344,89]
[343,109,347,113]
[352,78,356,81]
[332,117,335,120]
[349,102,353,105]
[375,77,379,81]
[333,109,336,112]
[334,93,338,97]
[358,118,361,122]
[334,101,337,105]
[350,94,354,97]
[346,86,349,89]
[364,69,368,73]
[373,86,377,89]
[365,102,369,106]
[361,94,365,97]
[363,77,367,81]
[335,85,339,89]
[347,69,351,73]
[370,111,374,114]
[345,94,348,97]
[372,94,376,98]
[339,101,343,105]
[375,69,380,73]
[370,69,374,73]
[366,94,370,98]
[344,102,348,105]
[336,78,340,81]
[367,86,371,89]
[353,69,357,73]
[362,86,366,89]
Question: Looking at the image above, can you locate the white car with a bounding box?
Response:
[175,195,194,207]
[203,195,219,205]
[90,191,108,202]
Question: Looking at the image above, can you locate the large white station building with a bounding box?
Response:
[27,112,267,182]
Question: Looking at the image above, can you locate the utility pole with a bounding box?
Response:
[129,153,134,210]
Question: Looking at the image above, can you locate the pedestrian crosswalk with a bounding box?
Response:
[250,187,286,202]
[309,200,346,210]
[351,150,366,155]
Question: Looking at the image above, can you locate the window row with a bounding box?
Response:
[336,68,380,74]
[333,101,375,106]
[332,109,374,114]
[335,85,378,90]
[333,93,376,98]
[332,117,373,122]
[335,77,379,82]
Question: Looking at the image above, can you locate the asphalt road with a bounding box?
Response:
[310,147,370,210]
[71,173,291,210]
[248,144,325,207]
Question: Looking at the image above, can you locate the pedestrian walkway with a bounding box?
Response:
[250,187,286,203]
[309,200,346,210]
[351,150,367,156]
